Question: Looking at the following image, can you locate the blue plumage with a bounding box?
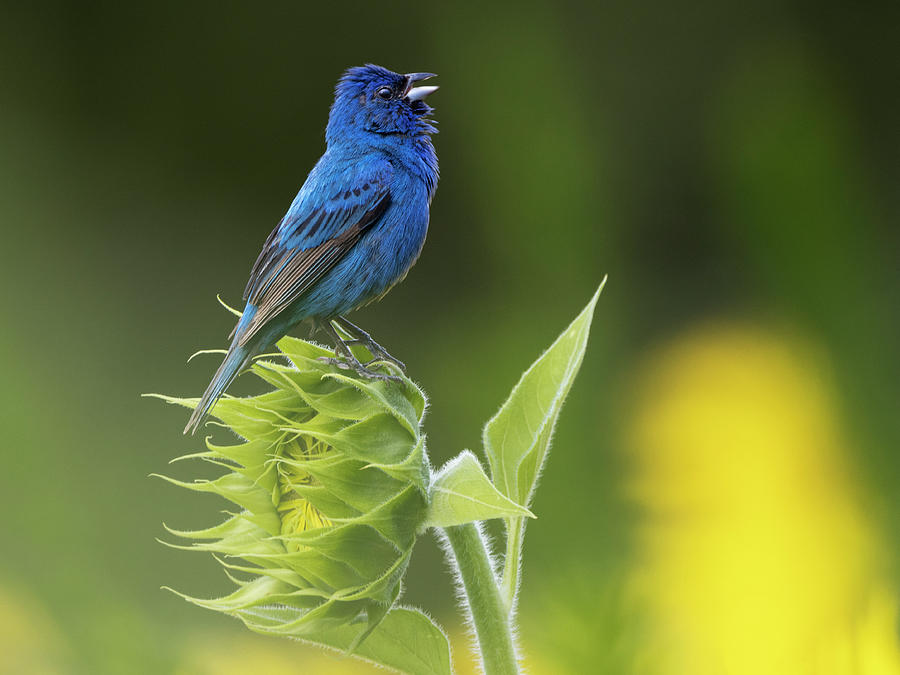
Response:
[185,65,439,434]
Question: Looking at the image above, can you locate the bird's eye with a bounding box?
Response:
[376,87,393,100]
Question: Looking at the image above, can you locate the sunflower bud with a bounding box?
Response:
[156,336,429,644]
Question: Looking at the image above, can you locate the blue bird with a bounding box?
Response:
[184,65,439,434]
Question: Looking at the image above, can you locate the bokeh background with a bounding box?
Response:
[1,1,898,673]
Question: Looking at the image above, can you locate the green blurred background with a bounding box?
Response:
[1,1,898,673]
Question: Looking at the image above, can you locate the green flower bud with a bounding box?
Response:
[156,336,429,645]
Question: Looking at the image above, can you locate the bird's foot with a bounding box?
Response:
[317,317,405,382]
[333,316,406,372]
[362,350,405,372]
[317,356,403,383]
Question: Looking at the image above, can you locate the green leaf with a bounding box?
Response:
[237,605,451,675]
[154,472,283,535]
[310,413,418,466]
[297,455,406,513]
[346,485,427,549]
[484,280,605,506]
[363,435,430,493]
[323,372,423,437]
[424,451,535,529]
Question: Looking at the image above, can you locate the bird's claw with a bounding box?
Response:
[317,356,404,383]
[332,317,407,373]
[318,356,352,370]
[364,354,406,372]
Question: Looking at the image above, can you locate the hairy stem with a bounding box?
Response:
[499,517,524,613]
[442,523,519,675]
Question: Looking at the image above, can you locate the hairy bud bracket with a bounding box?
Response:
[156,336,429,644]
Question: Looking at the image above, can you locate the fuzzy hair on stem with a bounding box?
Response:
[437,522,520,675]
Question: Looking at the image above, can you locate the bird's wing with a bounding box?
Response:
[238,161,393,346]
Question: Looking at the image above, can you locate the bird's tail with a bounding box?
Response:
[185,305,264,435]
[183,341,255,435]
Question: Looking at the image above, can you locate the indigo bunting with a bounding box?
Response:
[184,65,439,434]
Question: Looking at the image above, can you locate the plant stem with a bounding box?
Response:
[442,523,519,675]
[499,517,524,613]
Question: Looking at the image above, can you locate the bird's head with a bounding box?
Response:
[326,64,438,146]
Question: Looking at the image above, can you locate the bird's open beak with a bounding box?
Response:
[404,72,438,102]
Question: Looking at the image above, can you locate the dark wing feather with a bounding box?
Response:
[237,174,391,346]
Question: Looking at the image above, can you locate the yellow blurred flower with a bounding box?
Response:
[626,325,900,675]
